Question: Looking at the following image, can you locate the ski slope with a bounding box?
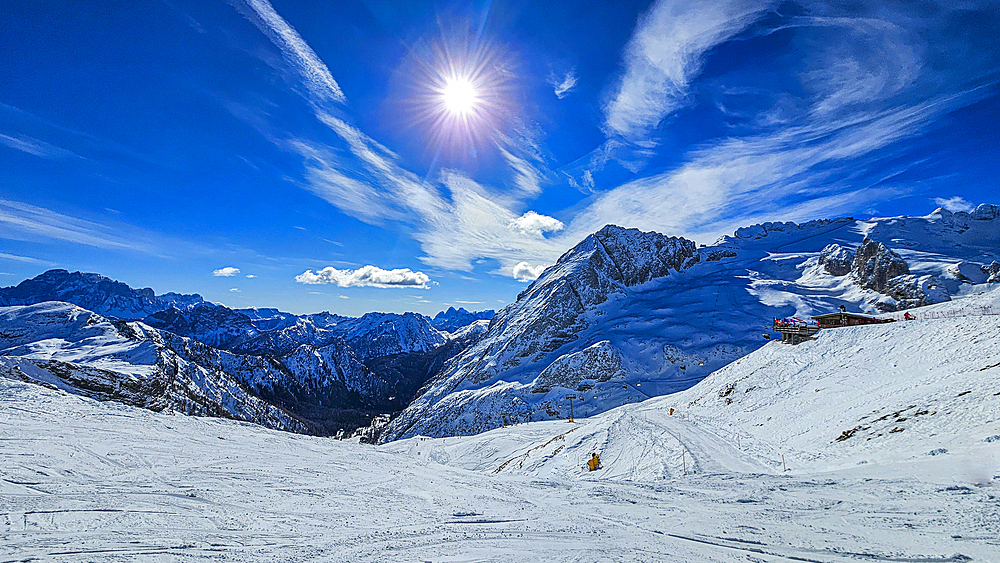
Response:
[3,289,1000,561]
[401,286,1000,482]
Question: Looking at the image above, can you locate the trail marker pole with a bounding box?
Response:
[782,454,787,472]
[565,395,577,423]
[682,450,686,474]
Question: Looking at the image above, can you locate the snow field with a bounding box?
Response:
[3,288,1000,561]
[3,377,998,561]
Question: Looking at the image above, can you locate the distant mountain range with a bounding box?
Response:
[380,205,1000,441]
[0,270,493,437]
[3,205,998,443]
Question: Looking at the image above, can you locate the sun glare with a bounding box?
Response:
[441,77,479,116]
[404,35,514,158]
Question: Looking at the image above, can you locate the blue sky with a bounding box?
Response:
[1,0,997,316]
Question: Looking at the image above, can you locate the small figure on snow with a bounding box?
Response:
[587,453,601,471]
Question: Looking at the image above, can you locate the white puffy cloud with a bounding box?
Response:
[933,196,974,213]
[295,265,431,289]
[213,267,240,277]
[245,274,257,279]
[510,211,564,237]
[512,262,547,282]
[229,288,241,293]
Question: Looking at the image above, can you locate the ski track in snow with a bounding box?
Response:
[2,374,998,562]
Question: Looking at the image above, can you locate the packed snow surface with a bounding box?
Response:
[3,288,999,561]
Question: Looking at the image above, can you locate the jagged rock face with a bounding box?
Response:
[818,244,853,276]
[496,226,698,378]
[342,313,446,361]
[983,261,1000,283]
[237,307,303,331]
[852,239,910,293]
[145,304,260,350]
[844,239,951,312]
[592,225,699,286]
[704,249,738,262]
[0,269,204,319]
[280,340,383,398]
[730,221,799,241]
[380,225,700,442]
[880,275,950,312]
[972,203,1000,221]
[430,307,495,333]
[530,341,625,394]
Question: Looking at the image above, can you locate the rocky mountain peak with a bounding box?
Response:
[972,203,1000,221]
[0,269,204,319]
[431,307,495,333]
[818,244,854,276]
[590,225,699,287]
[852,238,910,293]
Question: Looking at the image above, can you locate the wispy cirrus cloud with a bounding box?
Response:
[0,132,79,159]
[604,0,776,140]
[412,172,567,274]
[296,265,431,289]
[549,70,578,99]
[0,198,163,254]
[0,252,50,265]
[564,0,1000,243]
[234,0,345,105]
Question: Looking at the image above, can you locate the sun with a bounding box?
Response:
[441,77,479,116]
[402,34,515,159]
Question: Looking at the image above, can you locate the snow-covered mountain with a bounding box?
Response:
[338,312,446,360]
[430,306,495,333]
[0,269,205,318]
[0,271,489,436]
[0,300,425,434]
[381,205,1000,441]
[400,285,1000,481]
[3,288,996,561]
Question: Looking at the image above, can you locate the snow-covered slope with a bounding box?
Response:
[2,309,998,561]
[398,286,1000,484]
[383,206,1000,441]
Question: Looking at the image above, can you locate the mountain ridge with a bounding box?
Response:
[380,206,1000,442]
